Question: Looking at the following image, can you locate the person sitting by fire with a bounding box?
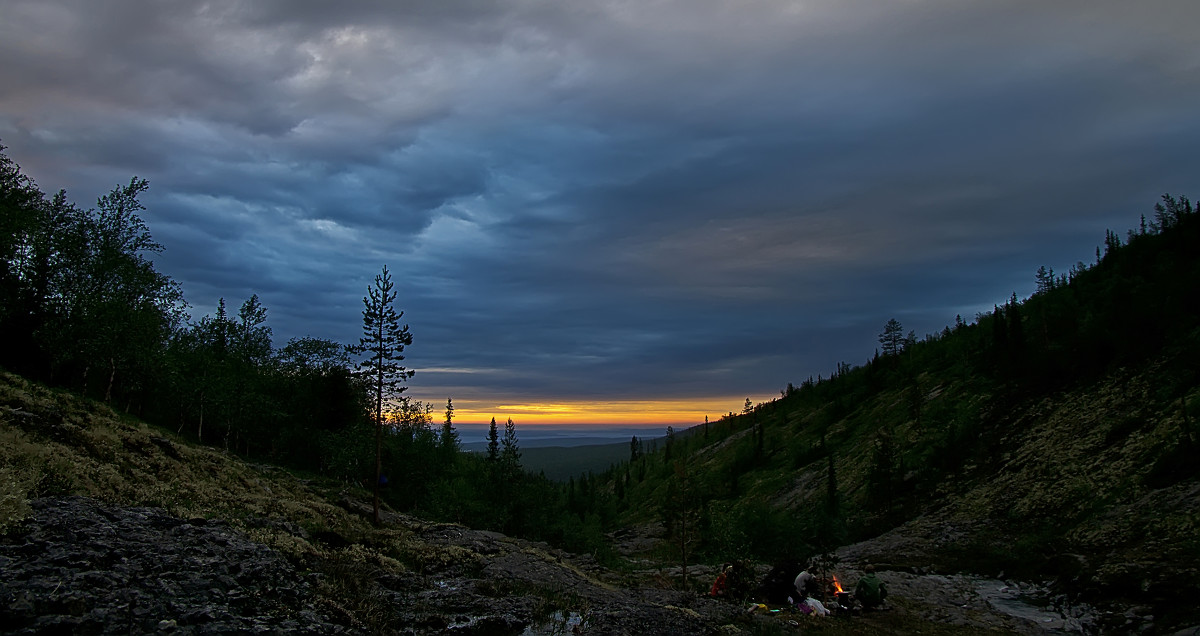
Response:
[709,563,733,597]
[854,564,887,610]
[793,568,815,599]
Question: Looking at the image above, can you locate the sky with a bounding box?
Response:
[3,1,1199,429]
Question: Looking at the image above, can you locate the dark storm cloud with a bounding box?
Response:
[3,0,1199,413]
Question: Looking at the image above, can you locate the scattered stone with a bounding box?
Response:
[149,436,181,460]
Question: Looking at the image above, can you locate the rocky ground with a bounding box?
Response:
[0,497,772,635]
[609,521,1200,635]
[834,513,1200,635]
[6,496,1200,635]
[334,496,770,635]
[0,496,348,634]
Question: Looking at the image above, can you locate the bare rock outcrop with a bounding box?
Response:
[0,496,353,635]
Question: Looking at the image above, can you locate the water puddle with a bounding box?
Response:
[521,610,584,635]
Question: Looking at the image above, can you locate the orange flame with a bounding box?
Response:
[832,575,845,594]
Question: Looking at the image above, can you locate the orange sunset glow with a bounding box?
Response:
[434,396,776,427]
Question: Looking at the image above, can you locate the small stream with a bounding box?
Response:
[974,580,1084,632]
[879,571,1098,633]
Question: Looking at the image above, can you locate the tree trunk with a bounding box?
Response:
[105,357,116,403]
[374,357,383,526]
[679,514,689,587]
[374,416,382,526]
[1184,396,1194,447]
[178,399,186,434]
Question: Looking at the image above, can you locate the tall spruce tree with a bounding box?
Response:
[440,397,459,457]
[355,265,414,525]
[879,318,905,356]
[486,417,500,462]
[501,417,521,473]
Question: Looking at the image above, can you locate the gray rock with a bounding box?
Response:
[0,496,354,635]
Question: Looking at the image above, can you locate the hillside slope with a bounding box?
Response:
[604,200,1200,633]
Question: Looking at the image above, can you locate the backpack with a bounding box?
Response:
[754,561,804,604]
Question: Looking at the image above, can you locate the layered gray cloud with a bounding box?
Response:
[3,0,1199,414]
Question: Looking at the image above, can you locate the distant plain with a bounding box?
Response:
[457,424,671,480]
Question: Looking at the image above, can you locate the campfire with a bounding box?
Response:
[830,575,853,610]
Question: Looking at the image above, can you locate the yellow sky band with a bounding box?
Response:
[419,395,776,426]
